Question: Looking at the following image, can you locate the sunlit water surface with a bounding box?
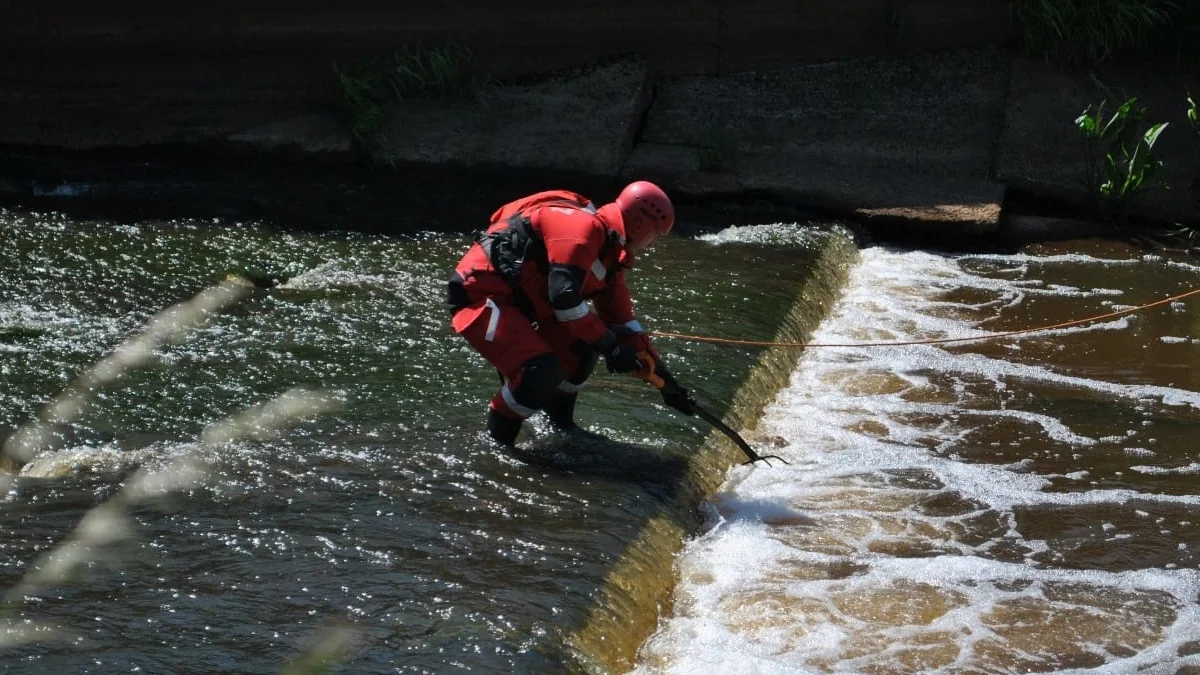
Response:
[0,208,843,673]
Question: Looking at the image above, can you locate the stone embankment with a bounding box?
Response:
[2,47,1198,243]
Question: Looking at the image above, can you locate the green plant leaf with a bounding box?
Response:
[1076,111,1099,135]
[1142,121,1169,149]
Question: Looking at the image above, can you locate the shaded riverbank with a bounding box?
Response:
[1,47,1197,248]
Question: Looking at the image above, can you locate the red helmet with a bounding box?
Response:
[615,181,674,253]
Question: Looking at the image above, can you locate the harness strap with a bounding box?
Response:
[477,234,540,322]
[474,198,614,323]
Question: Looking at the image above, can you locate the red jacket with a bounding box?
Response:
[453,190,639,347]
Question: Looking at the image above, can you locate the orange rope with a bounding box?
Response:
[647,287,1200,349]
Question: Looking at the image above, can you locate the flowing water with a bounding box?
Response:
[0,206,841,673]
[634,244,1200,674]
[4,204,1199,674]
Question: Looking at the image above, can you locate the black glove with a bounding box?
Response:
[660,375,696,416]
[604,344,642,374]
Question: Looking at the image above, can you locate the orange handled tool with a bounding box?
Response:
[632,351,790,467]
[633,352,666,389]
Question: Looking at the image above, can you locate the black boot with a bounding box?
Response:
[486,408,523,446]
[545,393,578,432]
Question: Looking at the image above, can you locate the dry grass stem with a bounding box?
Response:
[1,282,342,662]
[2,281,248,468]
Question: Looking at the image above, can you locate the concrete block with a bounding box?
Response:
[643,48,1008,180]
[378,57,652,176]
[623,142,745,198]
[736,151,1006,234]
[639,47,1010,233]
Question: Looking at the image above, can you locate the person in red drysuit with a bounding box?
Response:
[446,180,695,446]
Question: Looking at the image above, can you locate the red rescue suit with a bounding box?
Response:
[447,190,653,421]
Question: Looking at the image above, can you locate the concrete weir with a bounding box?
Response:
[564,232,858,673]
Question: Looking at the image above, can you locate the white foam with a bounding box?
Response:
[697,222,851,248]
[634,246,1200,674]
[18,440,198,479]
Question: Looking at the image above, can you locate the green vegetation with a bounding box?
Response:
[334,44,488,153]
[1076,95,1169,224]
[389,44,488,100]
[1071,90,1200,252]
[334,60,392,153]
[1012,0,1183,68]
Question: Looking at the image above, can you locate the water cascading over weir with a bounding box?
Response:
[561,228,857,671]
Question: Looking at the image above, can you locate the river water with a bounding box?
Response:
[2,206,1198,674]
[0,206,837,673]
[634,243,1200,674]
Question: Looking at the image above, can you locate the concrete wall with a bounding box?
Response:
[3,1,1012,95]
[0,1,1012,148]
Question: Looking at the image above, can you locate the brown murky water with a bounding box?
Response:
[634,240,1200,674]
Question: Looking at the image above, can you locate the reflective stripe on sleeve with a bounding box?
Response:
[484,298,501,342]
[623,320,644,333]
[501,381,538,418]
[554,302,590,322]
[591,259,607,281]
